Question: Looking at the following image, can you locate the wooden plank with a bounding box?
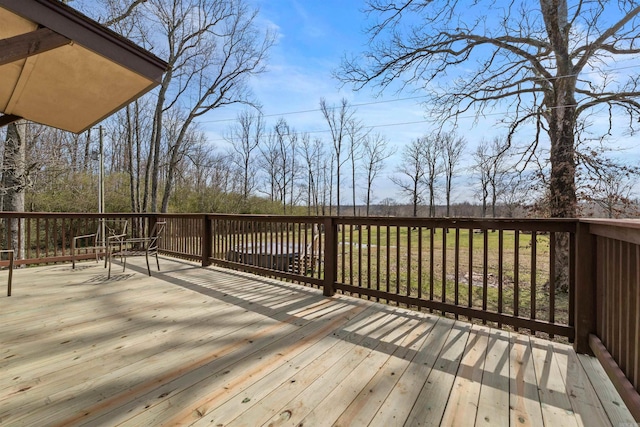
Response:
[295,312,435,427]
[319,312,438,426]
[221,307,405,427]
[475,328,511,426]
[439,325,488,426]
[578,354,637,426]
[0,297,255,407]
[403,320,471,426]
[530,337,580,426]
[371,318,454,426]
[2,298,291,424]
[509,334,544,427]
[2,256,636,427]
[189,304,382,426]
[27,299,355,426]
[550,341,612,427]
[256,309,413,427]
[111,301,368,426]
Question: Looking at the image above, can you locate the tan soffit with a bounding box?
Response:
[0,0,167,133]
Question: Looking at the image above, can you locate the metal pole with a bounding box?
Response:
[99,126,105,249]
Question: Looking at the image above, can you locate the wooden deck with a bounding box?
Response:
[0,257,635,426]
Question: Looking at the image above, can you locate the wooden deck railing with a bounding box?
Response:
[201,217,576,337]
[577,219,640,418]
[0,211,637,419]
[0,212,155,266]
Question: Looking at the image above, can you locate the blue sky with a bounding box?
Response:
[201,0,475,201]
[200,0,640,205]
[199,0,434,129]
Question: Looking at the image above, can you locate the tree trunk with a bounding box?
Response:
[2,121,26,259]
[547,81,577,293]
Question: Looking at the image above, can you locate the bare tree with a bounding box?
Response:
[226,110,264,202]
[421,134,441,217]
[473,142,491,218]
[380,197,398,216]
[473,137,510,218]
[391,138,425,217]
[141,0,274,213]
[258,118,298,213]
[258,125,280,203]
[340,0,640,219]
[440,131,466,217]
[301,134,325,215]
[361,132,390,216]
[501,174,532,217]
[346,118,365,215]
[339,0,640,291]
[579,156,640,218]
[320,98,355,215]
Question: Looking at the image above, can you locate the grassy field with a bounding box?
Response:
[333,225,569,334]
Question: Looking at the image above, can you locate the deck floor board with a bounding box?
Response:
[0,258,634,426]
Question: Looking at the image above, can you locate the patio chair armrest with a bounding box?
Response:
[107,233,128,243]
[73,233,98,242]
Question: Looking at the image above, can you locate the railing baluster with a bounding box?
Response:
[482,229,488,325]
[376,224,381,300]
[359,223,363,295]
[514,230,520,330]
[417,226,423,301]
[498,229,503,328]
[407,226,412,300]
[349,224,354,288]
[36,217,41,259]
[531,231,537,335]
[549,232,556,338]
[429,227,434,312]
[442,227,447,316]
[396,225,401,297]
[340,223,346,283]
[386,224,390,297]
[468,228,473,321]
[454,228,460,320]
[366,224,371,296]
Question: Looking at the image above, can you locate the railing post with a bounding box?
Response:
[574,221,596,354]
[202,214,212,267]
[323,217,337,297]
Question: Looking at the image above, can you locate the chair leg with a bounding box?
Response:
[145,252,152,276]
[155,252,160,271]
[6,251,13,297]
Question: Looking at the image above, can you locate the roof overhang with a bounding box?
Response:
[0,0,167,133]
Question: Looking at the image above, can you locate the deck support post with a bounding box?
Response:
[202,214,212,267]
[323,217,337,297]
[574,222,596,354]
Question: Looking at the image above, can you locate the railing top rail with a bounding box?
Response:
[583,218,640,245]
[333,216,577,231]
[0,212,159,219]
[580,218,640,229]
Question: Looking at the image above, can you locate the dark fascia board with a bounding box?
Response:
[0,0,167,83]
[0,114,22,127]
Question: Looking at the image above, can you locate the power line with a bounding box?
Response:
[199,95,430,124]
[200,63,640,127]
